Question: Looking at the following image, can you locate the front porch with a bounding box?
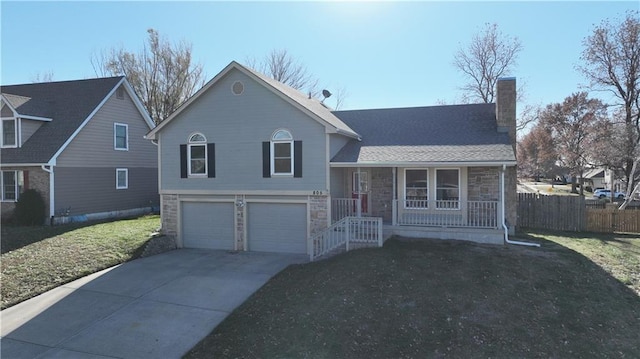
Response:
[331,198,504,244]
[329,166,512,245]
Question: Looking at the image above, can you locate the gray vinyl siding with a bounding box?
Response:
[329,133,350,159]
[159,69,327,191]
[330,167,346,198]
[54,166,158,216]
[20,119,43,146]
[56,86,157,168]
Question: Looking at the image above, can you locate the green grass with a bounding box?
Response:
[523,231,640,296]
[0,215,160,309]
[186,233,640,359]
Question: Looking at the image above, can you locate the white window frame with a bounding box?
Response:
[1,117,18,148]
[116,168,128,189]
[188,132,207,177]
[114,123,129,151]
[435,168,460,210]
[404,168,429,209]
[271,129,294,176]
[1,170,23,202]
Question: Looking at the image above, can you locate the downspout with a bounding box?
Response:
[501,165,539,247]
[41,164,55,224]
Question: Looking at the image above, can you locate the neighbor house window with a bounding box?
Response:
[271,129,293,176]
[114,123,128,150]
[188,133,207,176]
[2,118,17,147]
[1,170,23,201]
[405,169,428,208]
[436,169,460,209]
[116,168,128,189]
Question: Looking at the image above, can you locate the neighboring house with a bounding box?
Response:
[145,61,517,255]
[582,167,609,190]
[0,77,158,224]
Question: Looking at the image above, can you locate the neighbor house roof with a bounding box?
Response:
[146,61,360,140]
[583,167,605,178]
[331,104,516,166]
[1,77,153,165]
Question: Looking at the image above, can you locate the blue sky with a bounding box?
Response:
[1,1,638,112]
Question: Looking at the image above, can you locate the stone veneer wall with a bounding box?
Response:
[369,168,393,222]
[161,194,178,237]
[467,166,517,234]
[467,167,500,201]
[1,166,50,223]
[310,195,329,236]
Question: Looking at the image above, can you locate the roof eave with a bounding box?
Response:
[329,160,517,167]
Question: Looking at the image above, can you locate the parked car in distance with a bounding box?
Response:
[593,189,625,199]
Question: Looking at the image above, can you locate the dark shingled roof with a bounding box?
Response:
[1,77,123,164]
[331,103,515,164]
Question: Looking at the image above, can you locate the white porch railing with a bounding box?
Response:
[310,216,383,261]
[394,200,499,228]
[331,198,359,222]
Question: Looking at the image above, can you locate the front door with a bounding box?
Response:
[352,171,369,215]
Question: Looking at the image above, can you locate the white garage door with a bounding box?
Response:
[247,203,307,254]
[181,202,234,250]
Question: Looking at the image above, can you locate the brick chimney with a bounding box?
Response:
[496,78,516,149]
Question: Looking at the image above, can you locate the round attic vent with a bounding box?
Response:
[232,81,244,95]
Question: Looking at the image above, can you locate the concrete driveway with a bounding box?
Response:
[1,249,308,359]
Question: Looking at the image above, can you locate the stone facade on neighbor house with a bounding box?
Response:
[309,195,330,236]
[0,166,50,221]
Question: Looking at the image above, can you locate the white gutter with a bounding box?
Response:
[41,165,55,219]
[501,165,540,247]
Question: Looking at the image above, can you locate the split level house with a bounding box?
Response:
[0,77,158,224]
[145,61,517,258]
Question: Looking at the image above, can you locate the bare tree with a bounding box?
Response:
[453,23,523,104]
[579,11,640,207]
[539,92,607,195]
[92,29,205,124]
[30,71,55,83]
[246,49,347,110]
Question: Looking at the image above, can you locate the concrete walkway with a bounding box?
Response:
[1,249,308,359]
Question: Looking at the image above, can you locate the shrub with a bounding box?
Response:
[14,189,46,226]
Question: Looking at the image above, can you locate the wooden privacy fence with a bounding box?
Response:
[517,193,640,233]
[517,193,586,231]
[586,208,640,233]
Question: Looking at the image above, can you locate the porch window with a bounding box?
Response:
[2,118,17,147]
[1,170,23,201]
[436,169,459,209]
[405,169,428,208]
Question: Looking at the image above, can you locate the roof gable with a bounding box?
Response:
[146,61,360,140]
[0,77,154,165]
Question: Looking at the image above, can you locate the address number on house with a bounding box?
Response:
[312,190,325,195]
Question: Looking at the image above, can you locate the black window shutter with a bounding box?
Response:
[207,143,216,178]
[294,140,302,178]
[262,142,271,178]
[180,144,187,178]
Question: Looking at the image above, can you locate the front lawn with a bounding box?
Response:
[186,233,640,358]
[0,215,161,309]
